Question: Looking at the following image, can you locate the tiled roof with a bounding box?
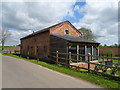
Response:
[51,34,100,44]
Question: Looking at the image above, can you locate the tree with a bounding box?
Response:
[104,44,107,47]
[99,44,103,47]
[118,44,120,48]
[78,27,95,41]
[105,50,115,57]
[108,44,119,48]
[113,44,118,48]
[0,28,11,50]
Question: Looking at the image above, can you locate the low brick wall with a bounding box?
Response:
[1,46,20,51]
[0,46,20,54]
[99,47,120,56]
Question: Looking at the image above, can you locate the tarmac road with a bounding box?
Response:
[2,55,101,88]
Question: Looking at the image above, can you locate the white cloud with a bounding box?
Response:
[2,1,76,45]
[2,2,75,30]
[74,0,118,45]
[5,30,33,46]
[67,9,75,17]
[2,0,119,46]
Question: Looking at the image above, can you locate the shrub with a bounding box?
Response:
[104,50,115,57]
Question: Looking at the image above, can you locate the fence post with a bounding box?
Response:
[88,53,90,73]
[69,52,71,65]
[27,51,29,59]
[106,54,108,61]
[27,56,29,59]
[102,54,104,62]
[37,58,39,63]
[56,51,58,64]
[111,54,112,61]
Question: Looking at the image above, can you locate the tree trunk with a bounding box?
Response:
[2,41,4,51]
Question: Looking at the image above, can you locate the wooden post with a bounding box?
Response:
[98,47,99,56]
[69,52,71,65]
[85,45,87,61]
[37,58,39,63]
[97,47,99,61]
[27,56,29,59]
[77,45,79,63]
[56,51,58,64]
[107,54,108,61]
[88,53,90,73]
[27,51,29,59]
[111,54,112,61]
[102,54,104,62]
[91,46,94,61]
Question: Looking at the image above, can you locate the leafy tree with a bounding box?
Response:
[108,44,120,48]
[118,44,120,48]
[78,27,95,41]
[112,44,119,48]
[99,44,103,47]
[104,44,107,47]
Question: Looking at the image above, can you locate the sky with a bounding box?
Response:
[0,0,119,46]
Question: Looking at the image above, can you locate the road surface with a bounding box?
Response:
[2,55,101,88]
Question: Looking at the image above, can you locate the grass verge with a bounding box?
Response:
[3,54,120,89]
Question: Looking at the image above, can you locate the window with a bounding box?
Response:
[65,29,69,35]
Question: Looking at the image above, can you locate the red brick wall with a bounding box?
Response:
[99,47,120,56]
[50,21,81,37]
[1,46,20,51]
[21,31,50,58]
[21,21,82,58]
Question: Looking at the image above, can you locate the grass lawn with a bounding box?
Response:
[3,54,120,89]
[112,57,120,63]
[99,57,120,63]
[106,70,120,76]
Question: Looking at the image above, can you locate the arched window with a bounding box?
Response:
[65,29,69,35]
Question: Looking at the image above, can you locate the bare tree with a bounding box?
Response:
[0,28,11,50]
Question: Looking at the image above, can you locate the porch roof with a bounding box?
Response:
[51,34,100,44]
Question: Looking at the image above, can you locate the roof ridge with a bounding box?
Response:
[21,20,69,40]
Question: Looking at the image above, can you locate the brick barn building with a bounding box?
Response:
[20,21,100,61]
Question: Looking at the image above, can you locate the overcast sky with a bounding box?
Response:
[1,0,119,46]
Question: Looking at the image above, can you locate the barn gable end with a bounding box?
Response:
[50,21,81,37]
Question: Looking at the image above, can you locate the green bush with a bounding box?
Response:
[104,50,115,57]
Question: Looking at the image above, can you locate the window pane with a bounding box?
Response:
[65,30,69,34]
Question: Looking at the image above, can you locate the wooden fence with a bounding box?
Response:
[49,51,120,77]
